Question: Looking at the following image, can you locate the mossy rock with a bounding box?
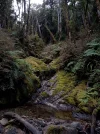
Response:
[0,56,40,105]
[44,125,78,134]
[64,81,99,113]
[47,71,98,113]
[41,91,49,98]
[51,71,76,95]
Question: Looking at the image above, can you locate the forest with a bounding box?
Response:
[0,0,100,134]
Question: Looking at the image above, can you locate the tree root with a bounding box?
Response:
[4,112,40,134]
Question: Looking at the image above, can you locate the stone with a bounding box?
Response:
[44,125,78,134]
[0,118,8,126]
[70,122,83,131]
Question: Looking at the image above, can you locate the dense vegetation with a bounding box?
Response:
[0,0,100,133]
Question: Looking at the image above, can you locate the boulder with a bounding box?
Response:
[0,54,40,106]
[44,125,78,134]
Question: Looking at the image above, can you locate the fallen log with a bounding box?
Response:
[4,112,40,134]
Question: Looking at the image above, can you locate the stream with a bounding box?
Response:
[0,78,97,134]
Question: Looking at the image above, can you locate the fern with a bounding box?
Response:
[72,60,84,73]
[84,49,100,57]
[87,42,100,48]
[84,38,100,57]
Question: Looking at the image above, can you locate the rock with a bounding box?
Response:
[0,54,40,106]
[0,124,3,133]
[44,125,78,134]
[70,122,83,131]
[4,126,25,134]
[0,118,8,126]
[95,127,100,134]
[72,112,91,121]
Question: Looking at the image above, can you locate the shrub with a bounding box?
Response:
[0,55,40,105]
[24,34,44,57]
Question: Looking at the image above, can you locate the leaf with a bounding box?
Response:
[67,61,74,68]
[84,49,100,57]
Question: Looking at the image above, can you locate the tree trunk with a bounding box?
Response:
[26,0,31,36]
[23,0,26,36]
[96,0,100,20]
[62,0,71,39]
[45,25,57,43]
[57,0,62,40]
[36,16,42,38]
[16,0,21,29]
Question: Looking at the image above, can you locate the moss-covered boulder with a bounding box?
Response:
[0,55,40,106]
[37,70,99,114]
[44,125,78,134]
[50,71,76,96]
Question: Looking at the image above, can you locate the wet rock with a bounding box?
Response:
[0,118,8,126]
[70,122,83,131]
[4,127,23,134]
[73,112,91,121]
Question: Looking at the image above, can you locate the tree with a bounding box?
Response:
[62,0,71,39]
[0,0,14,28]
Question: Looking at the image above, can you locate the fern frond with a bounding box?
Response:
[84,49,100,57]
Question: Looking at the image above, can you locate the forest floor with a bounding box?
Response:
[0,30,100,134]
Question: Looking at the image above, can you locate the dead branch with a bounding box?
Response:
[4,112,40,134]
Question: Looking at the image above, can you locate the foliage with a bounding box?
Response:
[6,50,26,59]
[45,125,66,134]
[50,71,76,95]
[0,55,40,105]
[88,69,100,86]
[49,57,61,71]
[25,56,48,72]
[24,35,45,57]
[40,91,49,98]
[84,38,100,57]
[0,30,15,52]
[65,38,100,79]
[41,43,62,62]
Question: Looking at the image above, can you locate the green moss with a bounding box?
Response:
[49,57,61,71]
[64,81,87,109]
[53,71,76,95]
[12,58,40,103]
[41,91,49,98]
[64,81,86,104]
[64,81,99,113]
[46,125,65,134]
[55,111,73,120]
[65,96,76,105]
[25,56,48,72]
